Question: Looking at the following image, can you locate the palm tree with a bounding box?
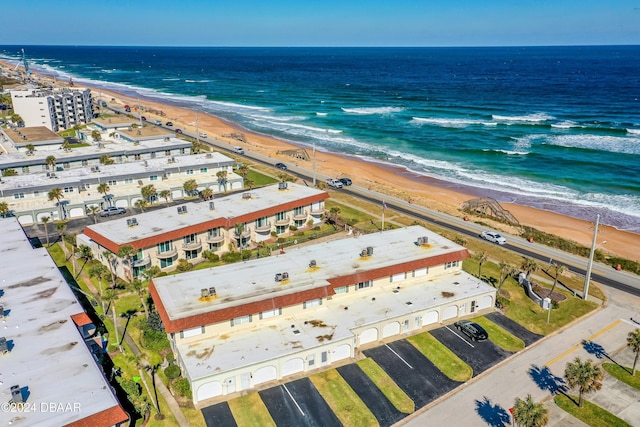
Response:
[102,288,121,352]
[89,263,109,310]
[199,187,213,200]
[141,266,160,283]
[549,262,566,295]
[183,179,198,197]
[97,182,111,207]
[45,155,57,171]
[474,251,488,279]
[128,279,149,318]
[41,216,51,247]
[91,130,101,142]
[116,245,136,282]
[134,199,148,213]
[216,170,228,192]
[140,184,157,203]
[329,206,341,222]
[2,169,18,177]
[191,140,202,154]
[521,257,539,280]
[497,261,516,294]
[244,178,255,190]
[236,164,249,179]
[512,394,549,427]
[56,221,68,257]
[25,143,35,154]
[277,172,296,182]
[47,187,64,219]
[158,189,172,205]
[627,328,640,375]
[99,154,115,165]
[103,251,119,289]
[564,357,603,407]
[86,205,100,223]
[0,201,9,218]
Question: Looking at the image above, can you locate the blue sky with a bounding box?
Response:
[6,0,639,46]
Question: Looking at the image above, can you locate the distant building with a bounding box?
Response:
[149,225,496,405]
[0,125,64,151]
[0,218,128,426]
[10,87,93,131]
[80,182,328,279]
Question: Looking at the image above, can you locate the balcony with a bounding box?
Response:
[274,216,291,226]
[131,256,151,268]
[310,207,324,216]
[156,248,178,259]
[293,210,308,221]
[255,221,272,233]
[205,233,225,244]
[233,227,251,239]
[182,239,202,251]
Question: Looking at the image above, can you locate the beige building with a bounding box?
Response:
[10,87,93,131]
[149,225,496,405]
[79,182,329,279]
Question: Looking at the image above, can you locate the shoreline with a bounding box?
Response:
[3,61,639,261]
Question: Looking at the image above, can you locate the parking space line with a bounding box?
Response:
[282,384,305,416]
[385,344,413,369]
[544,319,622,367]
[445,325,475,348]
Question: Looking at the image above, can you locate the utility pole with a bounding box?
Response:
[583,214,600,301]
[312,143,316,186]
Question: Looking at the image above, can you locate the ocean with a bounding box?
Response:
[2,45,639,233]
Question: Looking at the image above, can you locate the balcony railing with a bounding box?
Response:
[131,256,151,268]
[293,210,308,221]
[205,233,225,244]
[156,247,178,259]
[274,216,290,226]
[233,227,252,238]
[182,239,202,251]
[310,207,324,216]
[255,221,272,233]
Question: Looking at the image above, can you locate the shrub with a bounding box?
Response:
[166,352,175,364]
[172,377,192,399]
[277,237,286,244]
[147,311,165,332]
[221,251,242,263]
[270,231,277,237]
[289,225,298,231]
[165,364,181,379]
[175,259,194,272]
[202,250,219,262]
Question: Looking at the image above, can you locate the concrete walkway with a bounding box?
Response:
[398,287,640,427]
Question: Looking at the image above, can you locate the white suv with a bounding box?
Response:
[481,231,506,245]
[326,178,343,189]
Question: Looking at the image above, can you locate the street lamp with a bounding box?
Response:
[583,214,601,301]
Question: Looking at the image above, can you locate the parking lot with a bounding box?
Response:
[201,313,539,427]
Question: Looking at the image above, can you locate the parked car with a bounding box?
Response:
[175,128,183,134]
[481,231,507,245]
[454,320,488,341]
[275,162,287,170]
[233,146,245,155]
[165,121,173,126]
[99,207,126,217]
[339,177,352,186]
[154,119,162,125]
[326,178,344,189]
[141,116,147,121]
[199,133,208,138]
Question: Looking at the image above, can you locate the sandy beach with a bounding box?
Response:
[4,64,639,262]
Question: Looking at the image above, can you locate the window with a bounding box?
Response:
[303,298,322,309]
[158,241,172,253]
[321,351,328,364]
[275,225,287,235]
[64,187,74,193]
[275,211,287,221]
[255,217,268,228]
[200,167,208,173]
[414,268,428,277]
[334,286,348,294]
[150,175,158,181]
[34,190,39,197]
[165,150,171,156]
[150,152,156,159]
[445,260,460,269]
[185,249,198,260]
[180,148,186,154]
[186,169,194,175]
[415,316,422,328]
[307,355,315,368]
[21,166,30,173]
[108,180,117,186]
[356,281,372,290]
[208,228,221,238]
[231,315,252,326]
[208,242,223,251]
[160,258,173,268]
[124,178,133,184]
[63,162,70,168]
[391,272,407,282]
[81,160,88,166]
[293,206,304,216]
[259,308,282,319]
[14,193,25,199]
[184,233,197,245]
[134,154,141,160]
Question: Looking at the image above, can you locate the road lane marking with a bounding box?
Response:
[282,384,305,416]
[544,319,622,367]
[385,344,413,369]
[445,325,475,348]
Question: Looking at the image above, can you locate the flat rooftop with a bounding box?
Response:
[85,182,328,246]
[118,125,175,140]
[1,126,63,145]
[178,270,491,381]
[153,225,466,322]
[0,152,235,192]
[0,218,127,426]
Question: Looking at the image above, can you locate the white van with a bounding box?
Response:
[234,146,245,155]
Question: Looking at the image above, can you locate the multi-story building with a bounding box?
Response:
[10,87,94,131]
[148,225,496,405]
[1,152,240,224]
[0,217,128,426]
[79,182,328,279]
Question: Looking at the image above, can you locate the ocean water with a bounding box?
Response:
[2,45,640,233]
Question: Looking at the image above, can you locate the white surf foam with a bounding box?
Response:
[492,113,554,123]
[341,106,404,115]
[411,117,484,128]
[546,134,640,155]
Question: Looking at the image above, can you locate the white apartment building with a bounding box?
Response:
[10,87,94,131]
[149,225,496,405]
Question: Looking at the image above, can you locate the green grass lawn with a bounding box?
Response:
[554,394,632,427]
[228,393,276,427]
[603,363,640,390]
[356,358,415,414]
[407,332,473,381]
[471,316,525,352]
[309,369,378,427]
[245,169,278,187]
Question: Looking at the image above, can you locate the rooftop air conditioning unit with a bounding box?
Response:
[11,385,23,404]
[0,336,8,354]
[177,206,187,214]
[126,218,138,227]
[209,287,217,296]
[282,272,289,280]
[201,288,210,298]
[143,160,148,167]
[206,153,212,158]
[278,182,288,190]
[91,166,100,172]
[367,246,374,256]
[309,260,317,268]
[242,193,252,200]
[0,305,4,319]
[360,248,368,257]
[209,201,215,210]
[417,236,429,245]
[47,172,56,179]
[275,273,283,282]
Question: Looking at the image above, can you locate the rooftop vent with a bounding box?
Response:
[242,192,252,200]
[206,153,212,158]
[309,260,317,268]
[278,182,288,190]
[201,288,210,298]
[367,246,373,256]
[46,172,56,179]
[417,236,429,245]
[91,166,100,172]
[0,305,4,319]
[126,218,138,227]
[209,287,217,296]
[143,160,148,167]
[275,272,290,282]
[209,201,215,210]
[0,337,8,354]
[10,385,23,404]
[177,206,187,214]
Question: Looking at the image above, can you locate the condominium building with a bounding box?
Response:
[1,152,240,224]
[0,217,128,426]
[148,225,496,405]
[79,182,328,279]
[10,87,93,131]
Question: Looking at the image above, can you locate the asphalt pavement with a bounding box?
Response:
[485,312,543,347]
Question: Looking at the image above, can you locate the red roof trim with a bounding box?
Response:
[70,312,93,327]
[63,405,128,427]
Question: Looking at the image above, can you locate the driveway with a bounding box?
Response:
[485,312,543,346]
[430,325,512,376]
[336,363,408,427]
[259,377,342,427]
[363,339,460,408]
[201,401,237,427]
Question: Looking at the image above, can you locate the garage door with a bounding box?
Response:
[422,310,439,325]
[253,365,277,386]
[69,207,85,218]
[478,295,493,310]
[359,328,378,345]
[442,305,458,320]
[282,357,304,377]
[333,344,351,361]
[382,322,400,339]
[196,381,223,402]
[18,215,35,226]
[115,199,128,208]
[172,189,183,199]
